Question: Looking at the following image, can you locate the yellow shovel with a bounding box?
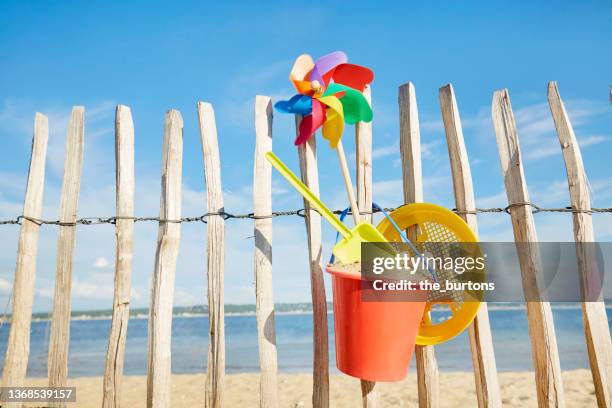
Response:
[266,152,393,264]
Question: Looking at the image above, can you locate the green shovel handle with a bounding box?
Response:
[266,152,353,239]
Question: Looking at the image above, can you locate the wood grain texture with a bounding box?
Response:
[1,113,49,401]
[48,107,85,406]
[354,86,378,408]
[439,84,501,408]
[492,89,565,408]
[296,116,330,408]
[254,96,279,408]
[103,105,135,408]
[356,86,373,217]
[399,83,423,203]
[399,82,439,408]
[548,81,612,408]
[146,109,183,408]
[198,102,226,408]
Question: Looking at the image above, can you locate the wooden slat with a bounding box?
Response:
[48,107,85,402]
[439,84,501,408]
[399,82,439,408]
[198,102,226,408]
[296,116,330,408]
[491,89,565,407]
[355,86,379,408]
[254,96,279,407]
[399,83,423,203]
[548,81,612,408]
[1,113,49,398]
[356,86,373,216]
[102,105,135,408]
[146,109,183,408]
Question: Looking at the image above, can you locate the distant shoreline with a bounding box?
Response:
[9,301,610,323]
[29,309,319,322]
[1,307,605,377]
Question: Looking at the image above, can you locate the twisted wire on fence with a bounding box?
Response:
[0,202,611,326]
[0,203,611,226]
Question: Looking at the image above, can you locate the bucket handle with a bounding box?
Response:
[329,202,409,263]
[329,203,438,282]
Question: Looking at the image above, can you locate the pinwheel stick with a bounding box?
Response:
[335,139,361,224]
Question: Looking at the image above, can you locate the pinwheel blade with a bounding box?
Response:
[295,99,325,145]
[318,95,344,148]
[325,63,374,92]
[324,83,373,124]
[310,51,348,88]
[290,54,315,94]
[274,94,313,115]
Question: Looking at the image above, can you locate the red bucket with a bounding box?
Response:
[326,264,427,382]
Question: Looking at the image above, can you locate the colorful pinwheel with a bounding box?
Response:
[274,51,375,224]
[274,51,374,147]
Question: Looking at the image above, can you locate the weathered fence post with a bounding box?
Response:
[547,81,612,408]
[254,95,279,407]
[103,105,135,408]
[296,116,330,408]
[1,113,49,398]
[356,86,373,216]
[146,109,183,408]
[198,102,226,408]
[355,86,379,408]
[491,89,565,407]
[48,107,85,404]
[399,82,439,408]
[439,84,501,408]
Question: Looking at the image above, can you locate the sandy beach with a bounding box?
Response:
[20,369,596,407]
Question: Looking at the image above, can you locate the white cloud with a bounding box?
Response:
[590,178,612,204]
[460,98,610,164]
[475,177,612,241]
[218,59,293,132]
[371,140,439,161]
[421,141,441,160]
[72,279,113,300]
[476,190,507,208]
[372,179,403,206]
[524,134,608,161]
[270,179,289,198]
[372,143,398,159]
[529,180,570,206]
[130,287,142,302]
[0,99,36,137]
[0,277,12,295]
[35,286,54,299]
[0,172,27,193]
[174,287,201,307]
[513,102,554,140]
[0,100,117,180]
[580,135,608,147]
[476,176,612,210]
[93,257,111,269]
[371,176,450,208]
[421,119,444,133]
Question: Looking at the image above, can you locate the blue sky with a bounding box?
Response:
[0,1,611,311]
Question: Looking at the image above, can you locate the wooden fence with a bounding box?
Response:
[1,81,611,408]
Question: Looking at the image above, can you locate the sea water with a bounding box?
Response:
[0,305,609,377]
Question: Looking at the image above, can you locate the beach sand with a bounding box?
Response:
[21,369,596,407]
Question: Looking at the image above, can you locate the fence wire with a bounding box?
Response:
[0,203,611,227]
